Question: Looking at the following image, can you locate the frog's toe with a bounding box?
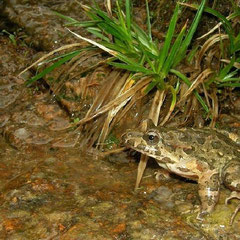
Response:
[196,211,209,221]
[229,204,240,225]
[225,191,240,205]
[225,191,240,225]
[154,169,171,181]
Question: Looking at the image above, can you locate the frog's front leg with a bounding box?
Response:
[223,161,240,224]
[197,170,220,220]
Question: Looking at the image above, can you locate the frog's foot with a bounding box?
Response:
[154,169,171,181]
[197,172,220,222]
[225,191,240,225]
[196,210,209,221]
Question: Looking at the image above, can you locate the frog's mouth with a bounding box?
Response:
[122,131,178,165]
[122,131,160,157]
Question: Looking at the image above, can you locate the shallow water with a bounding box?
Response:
[1,135,240,239]
[1,0,240,239]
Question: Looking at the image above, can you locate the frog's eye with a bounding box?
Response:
[148,134,155,141]
[144,131,160,145]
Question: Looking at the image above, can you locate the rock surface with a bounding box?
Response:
[0,1,240,239]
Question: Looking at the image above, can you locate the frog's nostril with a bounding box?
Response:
[127,139,135,146]
[122,132,136,141]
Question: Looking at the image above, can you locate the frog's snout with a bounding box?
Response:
[121,131,143,145]
[121,132,132,144]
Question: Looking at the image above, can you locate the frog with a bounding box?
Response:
[122,121,240,224]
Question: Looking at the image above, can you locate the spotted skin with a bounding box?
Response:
[122,125,240,224]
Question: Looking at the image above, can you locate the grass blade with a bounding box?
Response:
[221,77,240,82]
[53,11,79,24]
[101,41,129,54]
[135,36,156,72]
[162,22,187,75]
[68,29,118,56]
[160,85,177,125]
[87,28,110,42]
[218,82,240,87]
[234,32,240,51]
[203,6,235,54]
[98,22,130,41]
[132,23,157,55]
[89,4,115,23]
[109,62,153,74]
[223,69,239,80]
[26,50,81,86]
[145,0,152,40]
[54,11,102,27]
[67,21,102,27]
[145,80,159,94]
[219,56,235,79]
[157,3,180,72]
[170,69,209,113]
[126,0,132,32]
[116,0,127,30]
[180,2,235,54]
[174,0,206,66]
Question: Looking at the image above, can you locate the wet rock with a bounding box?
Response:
[0,114,10,128]
[108,152,135,164]
[1,1,240,239]
[36,103,67,121]
[57,65,111,117]
[3,0,73,50]
[148,186,175,209]
[14,128,31,140]
[0,91,19,109]
[47,117,71,131]
[3,124,53,149]
[233,97,240,113]
[2,218,22,233]
[1,0,100,51]
[12,111,45,126]
[51,131,80,148]
[219,114,240,128]
[175,201,194,215]
[0,83,20,109]
[90,201,114,215]
[5,188,49,211]
[0,36,35,75]
[15,127,53,145]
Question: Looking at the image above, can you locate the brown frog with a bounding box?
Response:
[122,122,240,224]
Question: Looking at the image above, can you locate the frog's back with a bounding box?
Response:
[158,127,240,168]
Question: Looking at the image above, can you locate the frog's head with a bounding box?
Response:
[122,127,163,159]
[122,118,160,146]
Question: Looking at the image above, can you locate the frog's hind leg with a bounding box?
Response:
[225,192,240,225]
[223,161,240,224]
[197,171,220,220]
